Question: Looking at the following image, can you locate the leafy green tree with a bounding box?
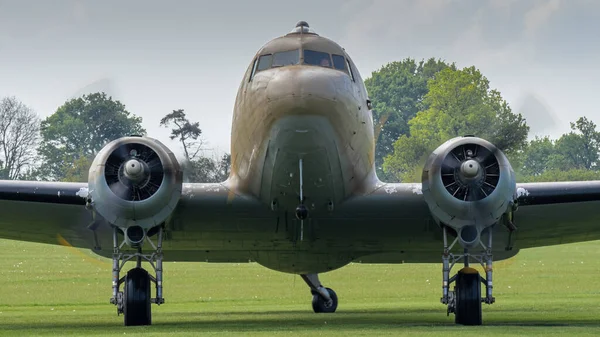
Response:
[60,155,93,182]
[365,58,453,181]
[383,66,529,182]
[38,92,146,181]
[522,168,600,182]
[519,136,556,176]
[552,117,600,171]
[516,117,600,182]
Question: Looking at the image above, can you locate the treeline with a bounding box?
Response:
[0,93,230,182]
[366,58,600,183]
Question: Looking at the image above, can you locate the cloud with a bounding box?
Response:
[524,0,561,38]
[339,0,593,74]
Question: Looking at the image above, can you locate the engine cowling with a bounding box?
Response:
[421,136,516,247]
[88,136,183,230]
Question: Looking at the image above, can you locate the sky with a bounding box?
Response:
[1,0,599,157]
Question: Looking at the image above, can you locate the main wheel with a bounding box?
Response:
[454,267,482,326]
[311,287,338,313]
[123,268,152,326]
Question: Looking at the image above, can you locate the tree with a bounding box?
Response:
[0,97,40,180]
[365,58,453,181]
[515,116,600,182]
[213,153,231,182]
[38,92,146,181]
[552,117,600,171]
[522,168,600,182]
[160,109,203,162]
[186,157,217,183]
[160,109,230,182]
[519,136,555,176]
[383,66,529,182]
[61,155,93,183]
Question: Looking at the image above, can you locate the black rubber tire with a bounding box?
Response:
[123,268,152,326]
[311,287,338,313]
[454,267,482,326]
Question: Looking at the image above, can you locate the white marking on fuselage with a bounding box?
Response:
[516,187,530,197]
[76,187,89,198]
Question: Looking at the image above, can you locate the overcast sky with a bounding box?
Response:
[1,0,598,157]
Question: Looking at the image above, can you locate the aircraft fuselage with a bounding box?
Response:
[230,27,376,215]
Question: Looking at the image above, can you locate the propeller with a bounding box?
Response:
[104,142,164,201]
[440,143,500,201]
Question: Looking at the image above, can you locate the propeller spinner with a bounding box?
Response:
[104,142,164,201]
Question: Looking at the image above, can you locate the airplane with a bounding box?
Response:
[2,21,600,327]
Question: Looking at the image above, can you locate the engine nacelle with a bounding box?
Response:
[422,136,516,247]
[88,136,183,230]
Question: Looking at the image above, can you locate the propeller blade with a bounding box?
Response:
[109,181,131,200]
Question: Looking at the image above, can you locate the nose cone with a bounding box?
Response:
[124,159,145,182]
[460,159,480,178]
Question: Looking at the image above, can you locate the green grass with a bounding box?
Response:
[1,239,600,336]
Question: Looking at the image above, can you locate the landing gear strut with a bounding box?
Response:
[110,226,165,326]
[301,274,338,313]
[441,226,494,325]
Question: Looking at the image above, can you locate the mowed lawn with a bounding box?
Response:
[1,239,600,336]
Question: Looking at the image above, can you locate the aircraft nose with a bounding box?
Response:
[265,67,340,102]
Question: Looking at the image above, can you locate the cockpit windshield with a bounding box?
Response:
[304,50,349,75]
[272,49,300,67]
[251,49,350,80]
[304,50,331,68]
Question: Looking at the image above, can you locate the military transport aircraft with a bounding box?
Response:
[1,21,600,327]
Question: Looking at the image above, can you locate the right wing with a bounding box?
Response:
[0,179,272,256]
[510,181,600,248]
[0,180,91,246]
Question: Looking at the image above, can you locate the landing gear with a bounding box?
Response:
[441,226,494,326]
[454,268,482,325]
[110,226,165,326]
[123,268,152,326]
[302,274,338,313]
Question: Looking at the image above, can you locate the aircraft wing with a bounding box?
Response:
[0,179,269,252]
[0,180,91,246]
[511,181,600,248]
[337,180,600,256]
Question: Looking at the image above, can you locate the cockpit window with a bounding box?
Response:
[303,50,332,68]
[256,54,272,72]
[332,54,346,72]
[272,49,300,67]
[347,59,355,82]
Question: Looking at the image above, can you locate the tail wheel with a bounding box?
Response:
[454,267,482,325]
[311,287,338,313]
[124,268,152,326]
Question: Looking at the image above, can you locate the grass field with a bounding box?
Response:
[1,239,600,336]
